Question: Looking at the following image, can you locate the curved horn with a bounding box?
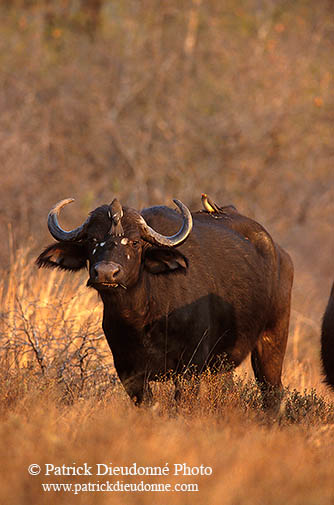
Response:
[138,199,193,247]
[48,198,91,241]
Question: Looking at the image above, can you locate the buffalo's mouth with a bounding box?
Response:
[87,279,126,289]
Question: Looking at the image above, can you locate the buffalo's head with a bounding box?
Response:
[36,198,193,291]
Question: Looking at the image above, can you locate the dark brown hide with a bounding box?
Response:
[321,283,334,389]
[37,200,294,411]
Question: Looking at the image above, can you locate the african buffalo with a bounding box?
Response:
[36,197,294,410]
[321,282,334,389]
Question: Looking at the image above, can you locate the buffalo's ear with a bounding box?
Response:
[144,248,188,274]
[36,242,87,271]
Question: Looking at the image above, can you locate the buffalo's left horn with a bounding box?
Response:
[138,199,193,247]
[48,198,91,241]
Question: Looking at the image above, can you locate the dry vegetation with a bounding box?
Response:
[1,1,334,503]
[1,252,334,504]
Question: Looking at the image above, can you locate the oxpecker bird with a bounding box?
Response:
[201,193,237,215]
[201,193,221,213]
[109,198,124,236]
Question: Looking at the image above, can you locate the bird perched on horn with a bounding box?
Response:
[109,198,124,236]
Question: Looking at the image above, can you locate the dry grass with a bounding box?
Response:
[0,249,333,505]
[0,248,115,402]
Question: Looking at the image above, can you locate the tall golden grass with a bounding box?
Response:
[0,248,114,402]
[0,248,333,504]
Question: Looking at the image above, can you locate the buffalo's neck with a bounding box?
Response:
[100,276,151,333]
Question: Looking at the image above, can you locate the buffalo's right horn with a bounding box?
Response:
[48,198,91,241]
[138,199,193,247]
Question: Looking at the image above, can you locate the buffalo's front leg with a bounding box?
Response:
[119,371,153,406]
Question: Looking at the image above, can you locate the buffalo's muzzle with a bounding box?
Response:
[89,261,122,287]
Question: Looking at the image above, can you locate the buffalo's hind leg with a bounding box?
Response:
[251,329,287,413]
[251,249,293,414]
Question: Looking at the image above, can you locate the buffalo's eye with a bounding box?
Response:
[132,240,140,246]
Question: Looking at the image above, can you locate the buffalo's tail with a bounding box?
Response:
[321,282,334,389]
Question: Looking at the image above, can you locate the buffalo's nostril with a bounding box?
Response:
[111,266,120,278]
[91,262,121,284]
